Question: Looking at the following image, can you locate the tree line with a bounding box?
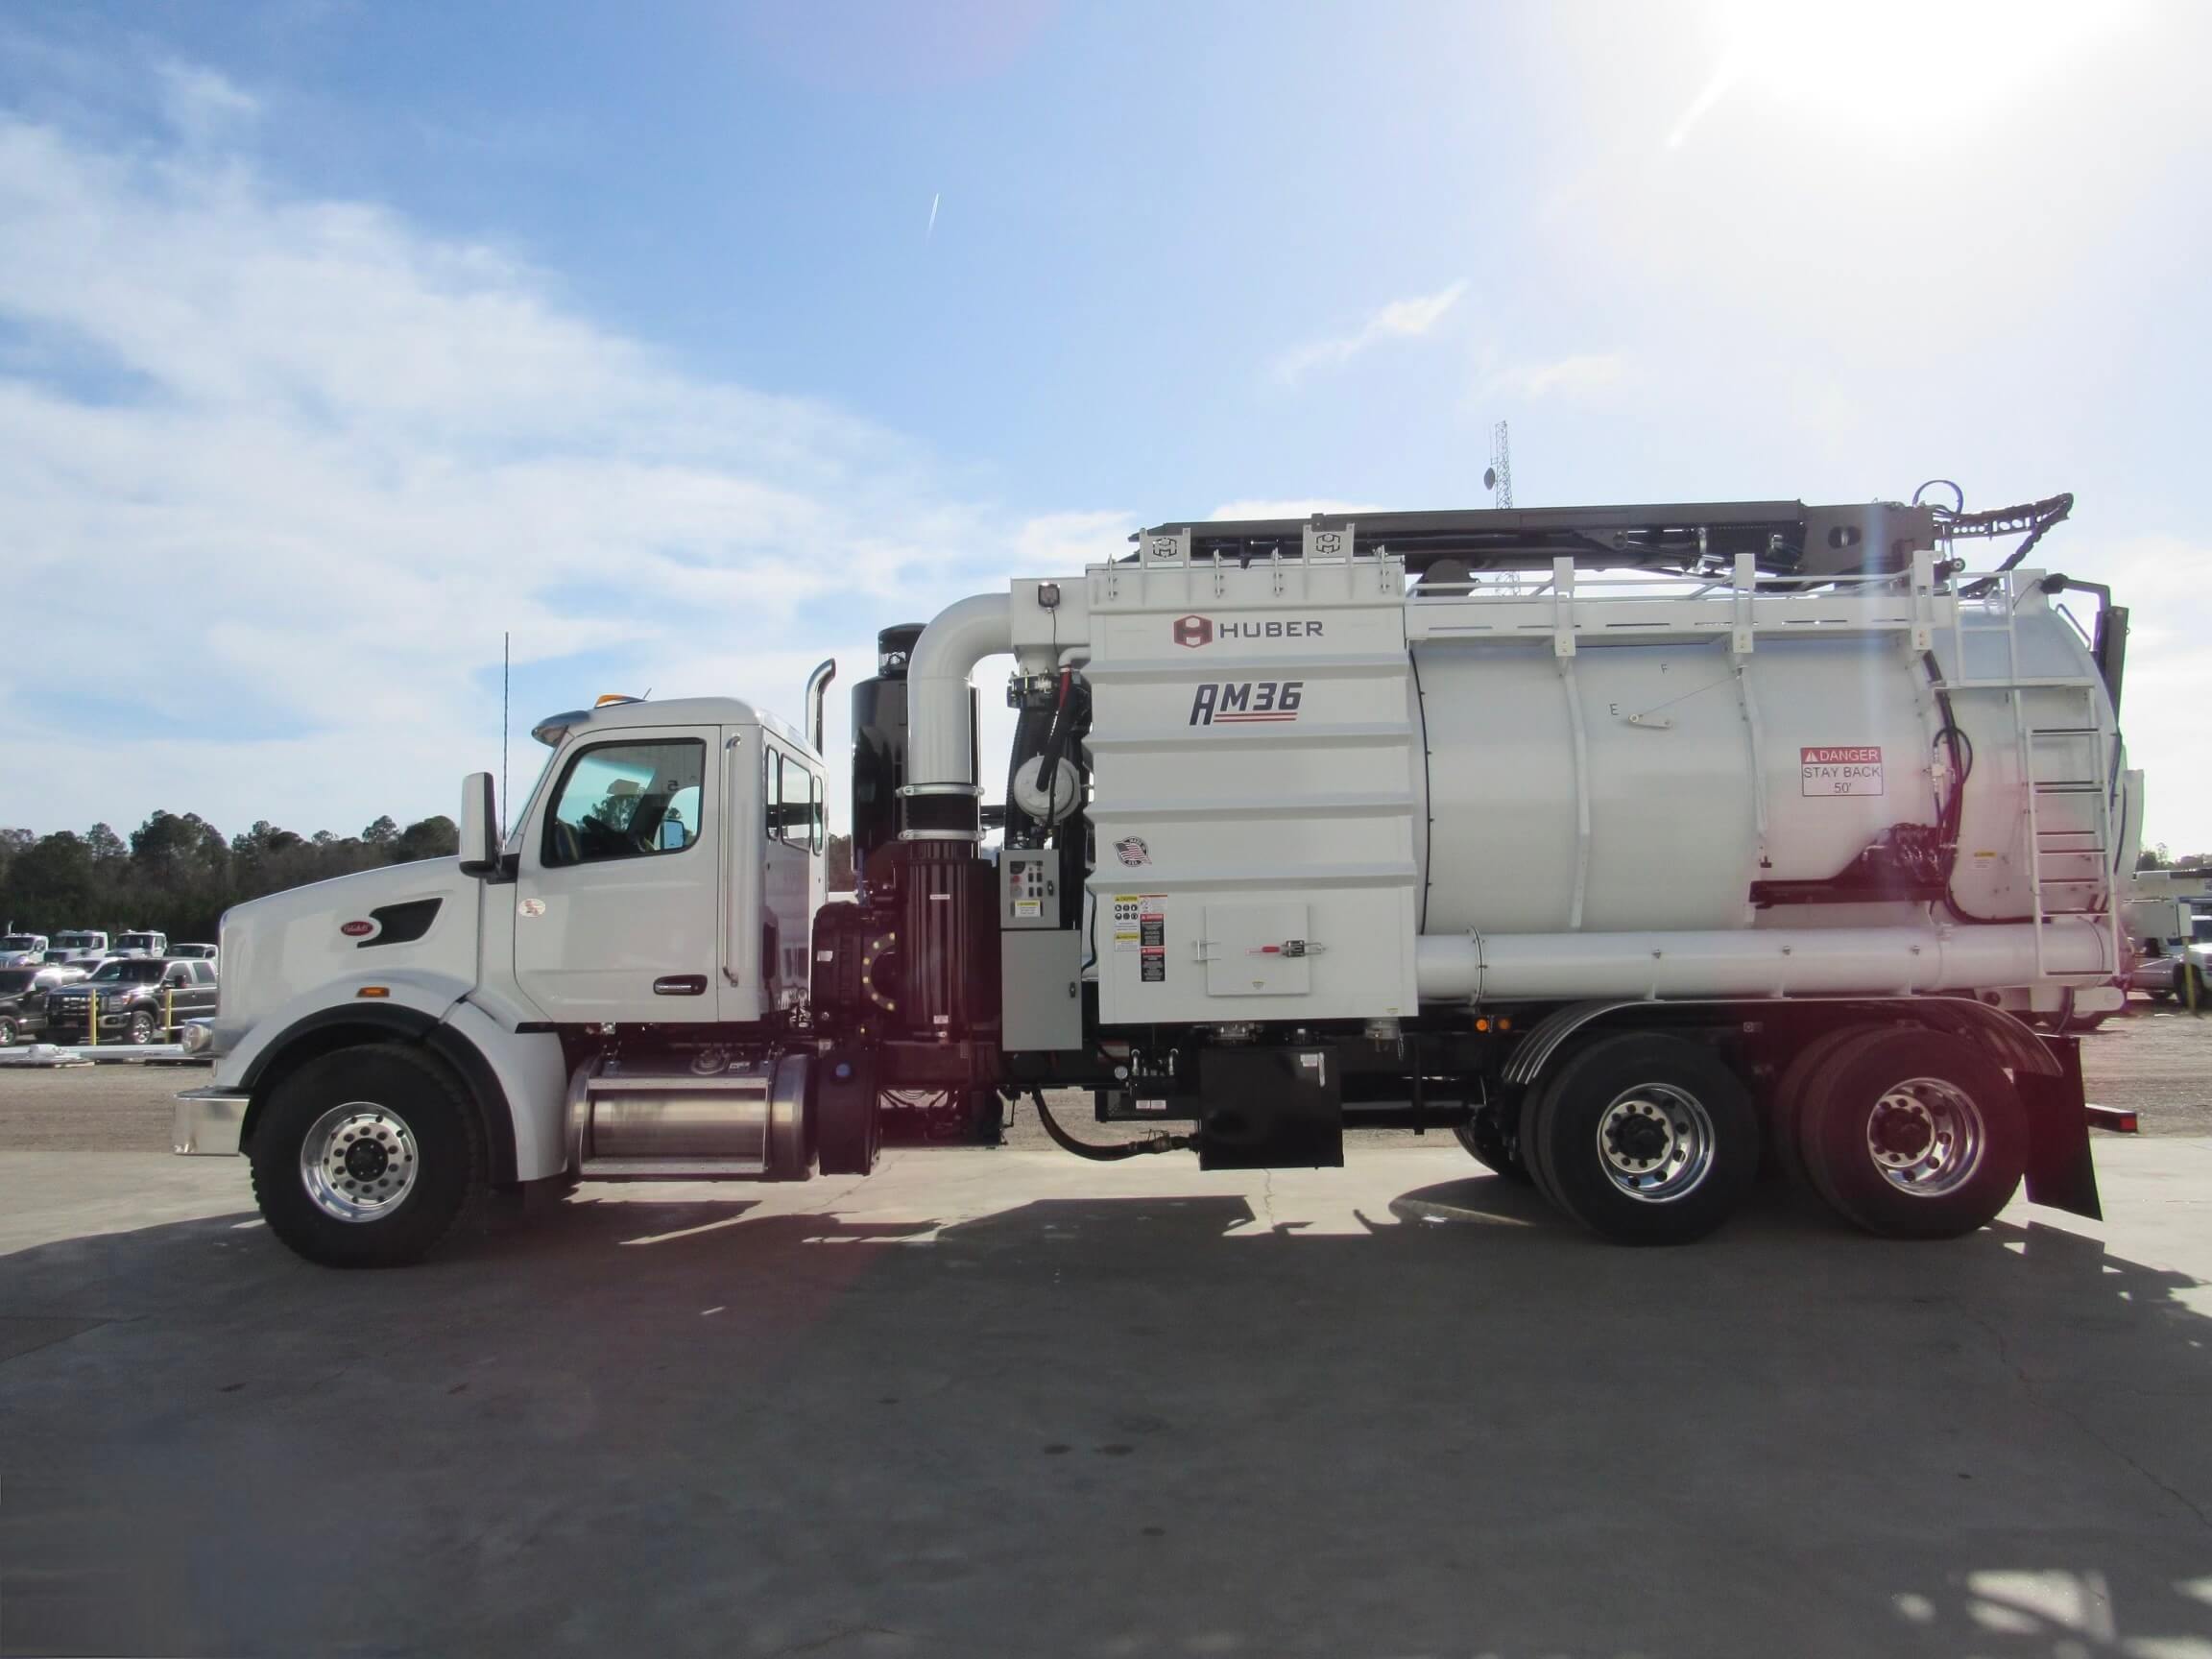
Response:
[0,812,460,945]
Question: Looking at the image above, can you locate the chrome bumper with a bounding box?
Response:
[174,1088,249,1156]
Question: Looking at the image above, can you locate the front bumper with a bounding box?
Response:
[174,1088,249,1155]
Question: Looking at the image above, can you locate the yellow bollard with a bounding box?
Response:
[87,990,97,1048]
[164,986,173,1040]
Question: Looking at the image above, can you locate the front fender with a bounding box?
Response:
[212,970,472,1092]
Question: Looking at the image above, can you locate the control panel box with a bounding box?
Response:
[1000,850,1061,929]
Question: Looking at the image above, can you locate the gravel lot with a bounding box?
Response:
[4,998,2206,1153]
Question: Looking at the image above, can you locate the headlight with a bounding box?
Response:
[180,1019,213,1054]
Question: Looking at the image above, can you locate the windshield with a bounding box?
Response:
[0,969,38,994]
[0,935,38,950]
[54,933,101,949]
[116,934,159,950]
[89,960,163,983]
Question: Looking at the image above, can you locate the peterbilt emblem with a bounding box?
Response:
[340,920,375,938]
[1173,614,1213,648]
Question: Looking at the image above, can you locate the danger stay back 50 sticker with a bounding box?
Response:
[1802,746,1884,797]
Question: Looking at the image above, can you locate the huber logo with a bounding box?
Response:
[1172,615,1324,648]
[340,919,375,938]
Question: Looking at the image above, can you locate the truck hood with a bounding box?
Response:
[218,858,482,1051]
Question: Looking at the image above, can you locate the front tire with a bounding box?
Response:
[125,1009,156,1045]
[1795,1028,2025,1239]
[250,1045,485,1268]
[1525,1033,1759,1244]
[0,1015,16,1046]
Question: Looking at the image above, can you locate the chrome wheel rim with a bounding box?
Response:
[300,1102,421,1223]
[1595,1084,1716,1203]
[1865,1077,1984,1197]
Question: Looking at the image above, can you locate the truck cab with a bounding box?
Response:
[179,689,833,1263]
[0,934,50,967]
[51,930,111,963]
[112,930,168,958]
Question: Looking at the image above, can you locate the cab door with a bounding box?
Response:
[513,726,722,1023]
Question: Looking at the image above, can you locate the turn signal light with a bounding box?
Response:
[356,986,390,999]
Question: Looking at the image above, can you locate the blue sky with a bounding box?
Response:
[2,0,2208,844]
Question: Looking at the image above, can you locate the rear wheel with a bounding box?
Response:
[1525,1033,1759,1245]
[1769,1023,1880,1189]
[249,1044,485,1268]
[1795,1028,2025,1239]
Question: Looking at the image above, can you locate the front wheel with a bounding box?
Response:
[125,1009,156,1045]
[1795,1029,2025,1239]
[249,1045,485,1267]
[1525,1033,1759,1245]
[0,1015,16,1046]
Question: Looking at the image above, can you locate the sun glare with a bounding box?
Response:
[1673,0,2118,150]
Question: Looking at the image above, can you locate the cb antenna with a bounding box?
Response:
[1483,420,1513,509]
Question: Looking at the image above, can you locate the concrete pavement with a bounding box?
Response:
[5,1142,2212,1657]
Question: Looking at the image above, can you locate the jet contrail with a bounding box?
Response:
[926,192,940,238]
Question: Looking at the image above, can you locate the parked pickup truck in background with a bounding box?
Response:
[0,963,85,1045]
[43,957,218,1045]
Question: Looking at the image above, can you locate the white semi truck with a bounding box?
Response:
[178,490,2137,1265]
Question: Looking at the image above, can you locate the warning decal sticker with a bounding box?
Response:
[1115,894,1168,980]
[1801,746,1884,797]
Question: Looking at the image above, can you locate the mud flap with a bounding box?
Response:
[815,1046,879,1176]
[2019,1036,2102,1221]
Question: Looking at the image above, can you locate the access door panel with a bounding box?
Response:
[1203,902,1313,998]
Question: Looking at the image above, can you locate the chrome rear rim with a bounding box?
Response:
[1596,1084,1717,1203]
[301,1102,420,1223]
[1865,1077,1984,1197]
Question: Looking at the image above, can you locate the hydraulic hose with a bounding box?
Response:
[1028,1090,1190,1161]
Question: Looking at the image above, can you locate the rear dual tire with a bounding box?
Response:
[1522,1034,1760,1245]
[1790,1028,2026,1240]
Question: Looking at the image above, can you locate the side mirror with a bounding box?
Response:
[459,771,499,876]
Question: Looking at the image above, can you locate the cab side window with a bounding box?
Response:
[767,749,812,846]
[545,739,707,867]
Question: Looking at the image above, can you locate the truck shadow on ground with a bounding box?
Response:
[3,1170,2210,1659]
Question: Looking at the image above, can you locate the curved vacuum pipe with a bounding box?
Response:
[907,594,1012,796]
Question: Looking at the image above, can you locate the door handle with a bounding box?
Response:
[652,974,708,997]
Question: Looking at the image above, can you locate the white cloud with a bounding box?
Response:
[1273,280,1466,384]
[1015,509,1136,568]
[0,91,1077,839]
[156,61,260,146]
[1483,352,1624,400]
